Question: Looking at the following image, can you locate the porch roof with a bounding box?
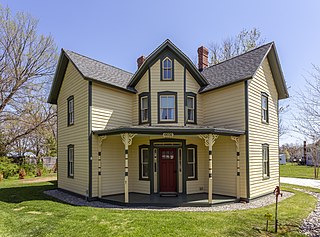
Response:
[93,126,245,136]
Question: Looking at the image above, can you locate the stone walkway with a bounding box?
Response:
[45,189,293,212]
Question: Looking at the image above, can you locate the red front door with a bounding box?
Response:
[159,148,177,192]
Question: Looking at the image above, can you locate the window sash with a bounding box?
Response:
[261,95,268,122]
[187,148,196,179]
[140,148,149,179]
[140,96,149,122]
[68,146,74,177]
[187,96,195,122]
[162,58,172,80]
[68,98,74,125]
[262,145,269,178]
[160,95,175,121]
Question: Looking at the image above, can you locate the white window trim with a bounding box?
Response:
[187,147,196,179]
[141,148,149,179]
[187,96,195,123]
[262,145,269,178]
[160,95,176,121]
[261,94,268,123]
[140,96,149,123]
[162,57,172,80]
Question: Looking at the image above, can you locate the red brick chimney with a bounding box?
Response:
[137,55,145,68]
[197,46,209,71]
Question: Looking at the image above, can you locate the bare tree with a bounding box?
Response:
[292,65,320,178]
[208,28,265,65]
[0,5,57,152]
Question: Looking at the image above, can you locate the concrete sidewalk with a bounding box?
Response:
[280,177,320,189]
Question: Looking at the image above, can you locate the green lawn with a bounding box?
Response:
[280,163,319,179]
[0,179,317,237]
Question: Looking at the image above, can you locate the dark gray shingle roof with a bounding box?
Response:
[64,50,133,90]
[200,43,273,92]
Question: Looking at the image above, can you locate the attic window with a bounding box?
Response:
[162,58,172,80]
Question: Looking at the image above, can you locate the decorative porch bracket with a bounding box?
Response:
[231,136,240,199]
[120,133,137,203]
[97,136,107,198]
[198,134,219,204]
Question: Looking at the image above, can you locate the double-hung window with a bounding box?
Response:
[139,93,149,124]
[159,92,177,122]
[261,93,268,123]
[162,57,172,80]
[262,144,269,178]
[68,145,74,178]
[186,93,196,124]
[187,145,197,180]
[139,145,149,180]
[67,96,74,126]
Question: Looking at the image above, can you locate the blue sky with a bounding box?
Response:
[3,0,320,145]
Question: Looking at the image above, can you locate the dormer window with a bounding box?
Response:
[162,57,172,80]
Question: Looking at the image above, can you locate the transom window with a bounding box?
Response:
[162,58,172,80]
[262,144,270,178]
[187,94,196,123]
[187,145,197,180]
[67,96,74,126]
[139,145,149,180]
[140,96,149,123]
[261,93,269,123]
[68,145,74,178]
[159,94,176,122]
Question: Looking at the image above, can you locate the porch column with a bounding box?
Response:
[120,133,137,203]
[98,136,107,198]
[231,136,240,199]
[198,134,219,204]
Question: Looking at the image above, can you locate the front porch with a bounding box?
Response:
[101,193,237,207]
[93,126,246,205]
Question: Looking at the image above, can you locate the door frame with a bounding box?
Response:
[149,138,187,195]
[159,147,178,193]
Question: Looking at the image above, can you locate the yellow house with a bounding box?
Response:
[48,39,288,206]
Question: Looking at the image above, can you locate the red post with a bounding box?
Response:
[274,186,283,233]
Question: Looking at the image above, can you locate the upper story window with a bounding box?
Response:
[262,144,270,179]
[139,93,149,124]
[158,92,177,123]
[186,93,196,124]
[162,57,172,80]
[68,144,74,178]
[67,96,74,126]
[261,93,269,123]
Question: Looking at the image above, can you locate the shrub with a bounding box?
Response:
[21,163,37,176]
[0,157,19,179]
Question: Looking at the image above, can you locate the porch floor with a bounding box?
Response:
[101,193,237,207]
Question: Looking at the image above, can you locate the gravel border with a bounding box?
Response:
[44,189,293,212]
[298,189,320,237]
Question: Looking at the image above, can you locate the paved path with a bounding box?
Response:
[280,177,320,189]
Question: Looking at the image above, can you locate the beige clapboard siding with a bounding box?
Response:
[133,71,149,125]
[150,59,184,126]
[185,70,203,125]
[248,58,279,198]
[57,62,88,196]
[91,83,133,131]
[203,82,245,130]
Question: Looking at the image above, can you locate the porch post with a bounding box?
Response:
[120,133,136,203]
[231,136,240,199]
[98,136,107,198]
[198,134,219,204]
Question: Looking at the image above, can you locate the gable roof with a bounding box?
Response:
[127,39,209,88]
[47,49,135,104]
[48,40,288,104]
[200,42,289,99]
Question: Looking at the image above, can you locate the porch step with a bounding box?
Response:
[159,192,178,197]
